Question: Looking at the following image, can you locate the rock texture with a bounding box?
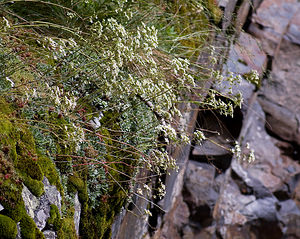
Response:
[74,193,81,236]
[21,177,61,238]
[112,0,300,238]
[150,0,300,238]
[171,0,300,238]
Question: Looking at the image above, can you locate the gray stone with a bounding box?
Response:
[286,9,300,45]
[173,196,190,228]
[192,135,232,156]
[43,230,56,239]
[111,169,150,239]
[278,199,300,221]
[193,226,216,239]
[252,0,299,43]
[22,185,40,219]
[182,225,194,239]
[218,32,266,106]
[284,214,300,238]
[21,177,62,231]
[258,40,300,144]
[74,193,81,236]
[184,161,217,208]
[34,197,50,230]
[235,0,251,33]
[229,32,267,75]
[221,0,238,30]
[213,178,256,226]
[43,177,62,213]
[16,223,21,239]
[242,197,278,221]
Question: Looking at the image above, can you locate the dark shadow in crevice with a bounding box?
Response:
[242,3,253,32]
[264,124,300,163]
[195,104,243,141]
[182,186,214,230]
[190,154,233,174]
[249,219,283,239]
[262,54,273,81]
[189,204,213,228]
[190,105,243,173]
[148,173,167,235]
[273,186,291,201]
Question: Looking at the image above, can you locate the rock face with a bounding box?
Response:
[111,0,300,238]
[145,0,300,238]
[74,193,81,236]
[21,177,62,239]
[250,0,300,145]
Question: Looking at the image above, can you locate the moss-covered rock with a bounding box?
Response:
[38,155,63,195]
[47,204,62,231]
[68,174,88,203]
[22,175,45,197]
[0,214,18,239]
[57,218,77,239]
[20,214,45,239]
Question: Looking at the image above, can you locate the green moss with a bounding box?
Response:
[38,155,63,195]
[20,214,45,239]
[0,214,18,239]
[0,97,14,115]
[79,186,127,239]
[0,166,25,223]
[68,174,88,203]
[47,204,62,231]
[19,127,36,149]
[78,117,132,239]
[23,175,45,197]
[57,218,77,239]
[79,204,96,239]
[16,157,44,181]
[3,200,25,223]
[0,117,13,136]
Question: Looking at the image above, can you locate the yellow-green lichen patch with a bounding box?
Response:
[0,214,18,239]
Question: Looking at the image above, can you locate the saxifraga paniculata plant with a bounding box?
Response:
[0,0,256,238]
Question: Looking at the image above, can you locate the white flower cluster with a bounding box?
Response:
[155,178,166,199]
[143,209,152,217]
[43,37,77,60]
[205,90,234,117]
[194,130,206,144]
[171,58,195,87]
[245,69,260,87]
[2,17,11,29]
[87,17,195,120]
[231,141,256,163]
[45,84,77,114]
[149,149,178,175]
[63,123,85,152]
[157,124,177,143]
